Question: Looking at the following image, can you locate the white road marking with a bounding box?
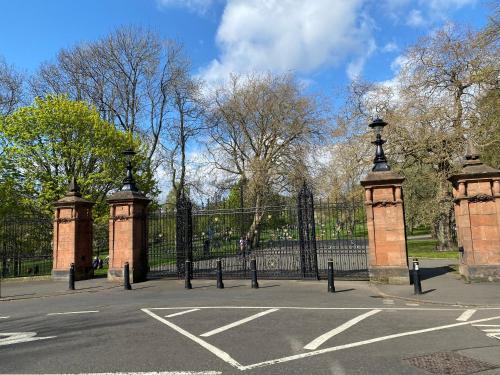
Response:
[406,303,419,306]
[240,315,500,370]
[481,329,500,333]
[47,310,99,316]
[166,309,200,318]
[149,306,500,311]
[0,372,222,375]
[0,332,56,346]
[304,309,381,350]
[456,309,476,321]
[142,309,242,370]
[382,299,394,305]
[200,309,279,338]
[473,324,500,327]
[0,316,9,319]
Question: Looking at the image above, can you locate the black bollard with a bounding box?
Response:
[251,258,259,289]
[123,262,132,290]
[327,259,335,293]
[216,259,224,289]
[412,258,422,295]
[185,260,192,289]
[69,263,75,290]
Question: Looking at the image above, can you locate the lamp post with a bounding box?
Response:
[122,148,138,191]
[369,118,390,172]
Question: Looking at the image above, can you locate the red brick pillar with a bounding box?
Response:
[449,151,500,281]
[52,178,94,280]
[107,190,150,283]
[361,171,409,284]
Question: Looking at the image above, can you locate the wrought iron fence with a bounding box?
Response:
[0,214,53,278]
[148,193,368,280]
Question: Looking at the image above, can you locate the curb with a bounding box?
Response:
[370,284,500,308]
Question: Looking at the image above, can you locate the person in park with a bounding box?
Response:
[92,256,99,270]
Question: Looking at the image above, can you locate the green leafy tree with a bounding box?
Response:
[0,95,156,219]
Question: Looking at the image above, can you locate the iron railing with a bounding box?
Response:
[0,214,53,278]
[148,197,368,280]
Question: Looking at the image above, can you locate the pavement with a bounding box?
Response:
[1,259,497,307]
[0,259,499,374]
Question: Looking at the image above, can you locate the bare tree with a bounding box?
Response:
[29,27,196,177]
[206,73,326,245]
[0,58,23,116]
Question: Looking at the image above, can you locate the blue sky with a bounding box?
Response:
[0,0,491,97]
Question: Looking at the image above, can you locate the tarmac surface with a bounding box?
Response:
[1,259,499,375]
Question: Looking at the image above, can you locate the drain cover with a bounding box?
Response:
[406,352,498,374]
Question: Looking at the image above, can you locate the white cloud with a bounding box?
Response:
[200,0,375,84]
[381,42,398,53]
[390,54,408,73]
[407,9,424,27]
[156,0,216,15]
[404,0,476,27]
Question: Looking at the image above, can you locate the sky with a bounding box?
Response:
[0,0,492,99]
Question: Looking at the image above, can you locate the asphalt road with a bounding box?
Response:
[1,278,500,375]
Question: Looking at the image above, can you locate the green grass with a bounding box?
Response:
[407,239,459,259]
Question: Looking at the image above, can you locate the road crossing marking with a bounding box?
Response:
[0,332,56,346]
[456,309,476,321]
[47,310,99,316]
[0,372,222,375]
[473,324,500,340]
[304,309,381,350]
[142,308,243,370]
[166,309,200,318]
[143,307,500,372]
[240,315,500,371]
[200,309,279,337]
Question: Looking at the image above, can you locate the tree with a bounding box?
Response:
[0,95,155,218]
[206,73,326,245]
[333,21,499,248]
[0,57,24,116]
[29,27,197,179]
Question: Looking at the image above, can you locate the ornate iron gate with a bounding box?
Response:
[297,184,319,279]
[148,191,368,280]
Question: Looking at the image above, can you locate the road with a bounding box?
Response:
[1,278,499,374]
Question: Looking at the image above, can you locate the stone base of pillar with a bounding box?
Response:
[369,266,409,284]
[460,264,500,282]
[51,267,93,281]
[107,266,146,283]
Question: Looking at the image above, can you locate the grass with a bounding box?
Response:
[407,239,459,259]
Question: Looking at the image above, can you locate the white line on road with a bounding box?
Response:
[473,324,500,327]
[166,309,201,318]
[0,332,56,346]
[47,310,99,316]
[456,309,476,321]
[141,308,242,370]
[304,309,381,350]
[481,329,500,333]
[240,315,500,371]
[200,309,279,338]
[0,316,9,319]
[0,372,222,375]
[149,306,500,311]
